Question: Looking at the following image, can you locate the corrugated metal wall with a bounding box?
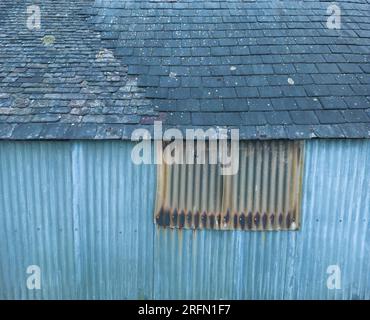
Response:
[0,141,156,299]
[0,139,369,299]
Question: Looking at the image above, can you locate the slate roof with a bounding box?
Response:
[0,0,370,139]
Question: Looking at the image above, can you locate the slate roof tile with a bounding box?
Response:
[257,125,287,140]
[241,112,267,126]
[312,124,345,138]
[290,111,320,125]
[285,125,315,139]
[265,111,292,125]
[320,97,348,109]
[315,110,346,124]
[341,110,370,123]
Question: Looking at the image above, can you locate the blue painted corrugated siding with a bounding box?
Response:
[0,140,369,299]
[0,141,156,299]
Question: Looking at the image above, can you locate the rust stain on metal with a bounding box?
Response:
[155,140,304,231]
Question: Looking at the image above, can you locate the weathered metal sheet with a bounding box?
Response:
[155,140,304,231]
[0,139,369,299]
[0,141,156,299]
[154,139,370,299]
[0,142,75,299]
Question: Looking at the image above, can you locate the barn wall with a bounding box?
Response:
[0,139,369,299]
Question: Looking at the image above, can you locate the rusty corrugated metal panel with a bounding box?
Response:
[154,139,370,299]
[155,140,304,231]
[0,141,156,299]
